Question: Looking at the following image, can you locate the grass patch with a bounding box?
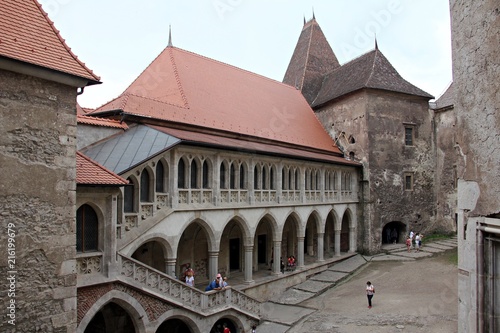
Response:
[447,249,458,266]
[422,233,454,242]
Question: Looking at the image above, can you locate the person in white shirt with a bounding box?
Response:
[366,281,375,308]
[185,268,195,287]
[415,233,421,252]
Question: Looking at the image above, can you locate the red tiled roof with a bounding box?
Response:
[0,0,100,82]
[76,152,128,185]
[283,18,340,105]
[94,46,342,156]
[77,114,128,130]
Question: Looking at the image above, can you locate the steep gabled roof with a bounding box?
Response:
[93,46,342,156]
[76,152,128,186]
[0,0,100,83]
[312,48,433,107]
[283,18,340,104]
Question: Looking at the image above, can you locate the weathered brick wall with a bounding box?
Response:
[452,0,500,216]
[0,70,78,332]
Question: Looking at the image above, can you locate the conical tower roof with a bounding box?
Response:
[283,18,340,104]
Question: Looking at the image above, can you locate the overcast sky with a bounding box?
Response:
[39,0,453,109]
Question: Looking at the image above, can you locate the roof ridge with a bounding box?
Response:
[124,93,190,109]
[300,20,315,90]
[36,0,100,81]
[365,48,378,87]
[76,151,128,184]
[172,46,302,91]
[168,47,190,108]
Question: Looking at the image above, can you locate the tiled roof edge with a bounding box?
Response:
[76,151,128,185]
[36,0,100,82]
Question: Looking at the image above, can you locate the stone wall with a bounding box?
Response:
[316,90,438,253]
[433,107,459,233]
[0,70,77,332]
[452,1,499,332]
[452,0,500,216]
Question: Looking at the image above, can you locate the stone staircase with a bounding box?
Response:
[116,253,261,320]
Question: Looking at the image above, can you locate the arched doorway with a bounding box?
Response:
[156,318,192,333]
[282,214,299,261]
[304,215,318,259]
[177,221,210,282]
[324,211,336,257]
[340,214,350,252]
[254,216,274,271]
[220,219,244,276]
[84,302,135,333]
[132,241,165,272]
[210,318,237,333]
[382,221,406,245]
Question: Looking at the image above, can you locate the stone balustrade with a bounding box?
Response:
[117,253,260,318]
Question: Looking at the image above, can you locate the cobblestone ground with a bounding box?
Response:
[286,249,458,333]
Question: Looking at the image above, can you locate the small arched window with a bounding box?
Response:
[262,167,267,190]
[202,161,209,189]
[140,170,150,202]
[253,166,259,189]
[124,177,134,213]
[230,163,236,189]
[270,167,275,190]
[220,163,226,189]
[190,160,198,189]
[239,164,246,189]
[178,159,186,189]
[156,162,164,192]
[295,169,299,190]
[76,204,98,252]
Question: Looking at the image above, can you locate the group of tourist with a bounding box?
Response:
[406,230,424,252]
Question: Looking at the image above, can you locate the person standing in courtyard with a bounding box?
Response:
[415,233,422,252]
[406,235,412,252]
[366,281,375,308]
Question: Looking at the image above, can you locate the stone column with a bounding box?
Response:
[244,245,254,284]
[297,237,305,269]
[208,251,219,280]
[317,233,325,262]
[272,241,282,275]
[334,229,341,256]
[349,227,356,253]
[165,258,176,278]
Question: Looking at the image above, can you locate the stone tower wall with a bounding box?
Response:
[0,70,78,332]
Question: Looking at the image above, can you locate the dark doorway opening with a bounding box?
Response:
[382,221,406,244]
[85,302,135,333]
[156,318,192,333]
[229,238,240,270]
[257,234,267,264]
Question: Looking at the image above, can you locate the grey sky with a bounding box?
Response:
[38,0,452,108]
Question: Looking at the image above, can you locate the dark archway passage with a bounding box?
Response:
[156,318,192,333]
[84,302,135,333]
[210,318,237,333]
[382,221,407,244]
[132,241,166,272]
[340,214,350,252]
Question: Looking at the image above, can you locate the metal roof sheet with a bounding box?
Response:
[81,125,180,174]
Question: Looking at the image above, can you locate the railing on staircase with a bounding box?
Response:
[117,254,260,319]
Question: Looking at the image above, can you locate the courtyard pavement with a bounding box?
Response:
[256,237,458,333]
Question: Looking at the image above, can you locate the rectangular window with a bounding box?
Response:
[405,127,414,146]
[404,173,414,191]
